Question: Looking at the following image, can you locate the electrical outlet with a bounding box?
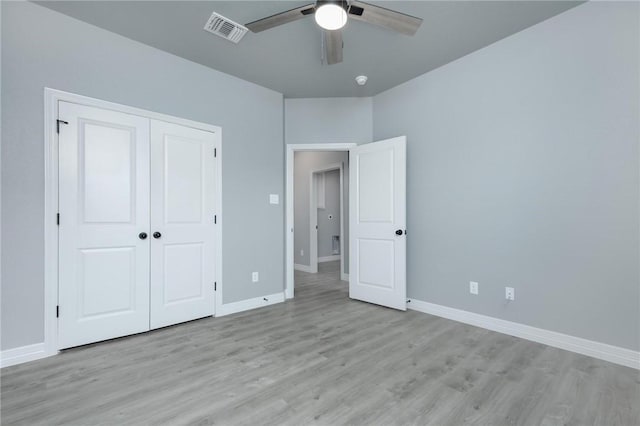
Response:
[252,272,259,283]
[300,250,304,257]
[505,287,515,301]
[269,194,279,205]
[469,281,479,295]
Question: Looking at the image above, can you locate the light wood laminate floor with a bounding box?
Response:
[2,261,639,425]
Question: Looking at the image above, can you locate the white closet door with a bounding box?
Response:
[58,101,151,349]
[150,120,217,329]
[349,136,407,310]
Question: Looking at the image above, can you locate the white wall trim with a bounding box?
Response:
[286,143,356,300]
[1,343,48,369]
[214,135,224,317]
[318,255,341,263]
[294,263,314,273]
[43,88,60,361]
[408,299,640,370]
[43,88,223,363]
[217,292,285,317]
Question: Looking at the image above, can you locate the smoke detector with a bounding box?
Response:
[355,75,368,86]
[204,12,248,44]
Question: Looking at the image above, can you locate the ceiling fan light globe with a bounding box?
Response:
[315,4,347,31]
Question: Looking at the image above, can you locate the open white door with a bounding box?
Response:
[349,136,406,310]
[58,102,151,349]
[149,120,217,329]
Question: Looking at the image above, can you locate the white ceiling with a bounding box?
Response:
[36,1,582,97]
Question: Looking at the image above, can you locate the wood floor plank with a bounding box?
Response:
[2,261,639,425]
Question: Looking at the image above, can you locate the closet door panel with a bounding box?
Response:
[58,101,151,349]
[150,120,217,329]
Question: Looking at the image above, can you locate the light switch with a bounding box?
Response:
[269,194,279,205]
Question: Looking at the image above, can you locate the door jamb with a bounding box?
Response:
[285,143,356,299]
[44,88,223,358]
[309,164,343,274]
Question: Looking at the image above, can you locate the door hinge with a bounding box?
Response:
[56,119,68,134]
[214,148,217,158]
[214,282,217,291]
[56,305,60,318]
[56,213,60,225]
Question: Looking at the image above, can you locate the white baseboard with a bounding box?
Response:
[285,288,294,299]
[217,292,286,317]
[341,273,349,282]
[407,299,640,370]
[318,255,340,263]
[294,263,313,273]
[1,343,48,368]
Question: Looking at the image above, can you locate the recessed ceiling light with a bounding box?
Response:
[315,3,348,31]
[355,75,368,86]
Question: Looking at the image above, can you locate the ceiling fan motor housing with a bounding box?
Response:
[316,0,349,11]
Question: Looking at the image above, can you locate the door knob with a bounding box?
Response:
[395,229,404,236]
[153,232,162,239]
[138,232,148,240]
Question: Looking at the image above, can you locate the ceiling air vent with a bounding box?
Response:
[204,12,248,44]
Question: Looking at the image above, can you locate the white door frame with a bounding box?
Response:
[285,143,356,299]
[44,88,223,358]
[309,163,343,274]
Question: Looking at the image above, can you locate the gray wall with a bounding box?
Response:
[317,170,341,258]
[373,2,639,350]
[294,151,349,273]
[285,98,372,145]
[1,2,284,350]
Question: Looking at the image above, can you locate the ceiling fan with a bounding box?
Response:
[245,1,422,65]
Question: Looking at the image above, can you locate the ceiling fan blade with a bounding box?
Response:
[245,4,316,33]
[324,30,343,65]
[348,1,422,36]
